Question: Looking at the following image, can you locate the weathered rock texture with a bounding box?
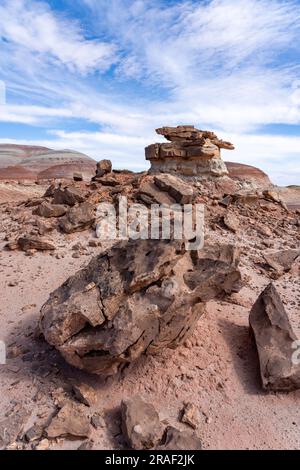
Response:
[250,283,300,391]
[40,240,242,375]
[121,395,164,449]
[146,126,234,177]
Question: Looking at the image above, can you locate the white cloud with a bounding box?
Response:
[0,0,117,74]
[0,0,300,185]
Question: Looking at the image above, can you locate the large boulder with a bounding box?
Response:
[250,283,300,391]
[40,240,242,375]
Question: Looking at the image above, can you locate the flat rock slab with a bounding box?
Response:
[154,174,194,204]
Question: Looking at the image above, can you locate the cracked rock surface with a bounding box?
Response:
[40,240,242,375]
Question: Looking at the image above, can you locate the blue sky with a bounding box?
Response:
[0,0,300,184]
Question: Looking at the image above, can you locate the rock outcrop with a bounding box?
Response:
[146,125,234,177]
[40,240,242,375]
[250,283,300,391]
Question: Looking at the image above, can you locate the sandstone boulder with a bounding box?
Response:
[59,203,95,234]
[34,201,67,218]
[263,249,300,277]
[53,186,86,206]
[40,240,242,375]
[96,159,112,177]
[249,283,300,391]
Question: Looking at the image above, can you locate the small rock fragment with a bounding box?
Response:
[159,426,202,450]
[72,383,97,407]
[46,402,91,439]
[121,395,164,450]
[180,403,200,430]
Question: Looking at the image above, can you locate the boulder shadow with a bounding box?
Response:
[218,318,265,395]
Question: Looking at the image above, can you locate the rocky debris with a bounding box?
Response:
[53,186,86,206]
[6,236,56,252]
[180,403,200,430]
[249,283,300,391]
[24,424,44,443]
[137,179,176,205]
[59,202,95,234]
[33,201,67,218]
[72,383,97,407]
[36,218,56,236]
[0,405,29,449]
[40,239,242,375]
[121,395,164,450]
[223,212,239,233]
[263,249,300,277]
[146,125,234,177]
[263,190,288,210]
[91,413,105,429]
[98,175,119,187]
[159,426,202,450]
[73,172,83,182]
[35,439,50,451]
[46,402,91,439]
[154,174,194,204]
[78,440,94,450]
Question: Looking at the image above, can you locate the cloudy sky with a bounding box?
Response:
[0,0,300,185]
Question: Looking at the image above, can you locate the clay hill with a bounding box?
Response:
[0,125,299,451]
[0,144,96,181]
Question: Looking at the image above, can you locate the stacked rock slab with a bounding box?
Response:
[146,125,234,177]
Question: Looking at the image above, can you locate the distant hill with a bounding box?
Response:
[0,144,96,181]
[225,161,272,186]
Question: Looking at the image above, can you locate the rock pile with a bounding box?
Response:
[146,125,234,177]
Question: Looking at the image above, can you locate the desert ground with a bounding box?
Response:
[0,128,299,451]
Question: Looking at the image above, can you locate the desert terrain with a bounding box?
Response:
[0,127,299,451]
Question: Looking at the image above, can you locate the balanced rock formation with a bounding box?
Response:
[250,283,300,391]
[146,125,234,177]
[40,240,242,375]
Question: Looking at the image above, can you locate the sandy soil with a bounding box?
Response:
[0,181,299,450]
